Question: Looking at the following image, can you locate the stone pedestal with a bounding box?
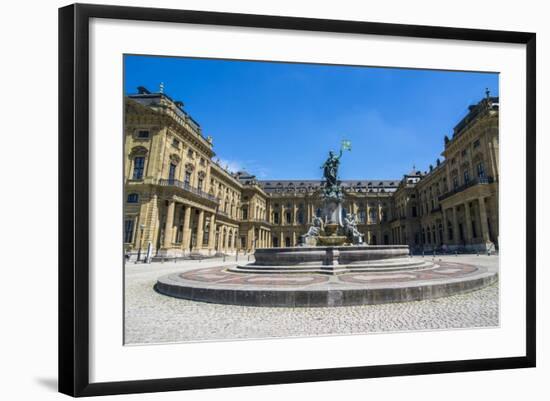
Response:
[323,200,343,226]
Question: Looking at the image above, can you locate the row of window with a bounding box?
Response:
[451,161,486,190]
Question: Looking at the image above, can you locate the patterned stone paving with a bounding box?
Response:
[175,261,483,288]
[125,255,499,344]
[155,258,497,307]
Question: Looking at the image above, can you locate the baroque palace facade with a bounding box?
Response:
[124,86,499,260]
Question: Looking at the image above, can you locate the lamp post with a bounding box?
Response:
[137,223,145,262]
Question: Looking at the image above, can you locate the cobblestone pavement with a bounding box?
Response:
[124,255,499,344]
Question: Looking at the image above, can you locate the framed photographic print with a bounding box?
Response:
[58,3,536,397]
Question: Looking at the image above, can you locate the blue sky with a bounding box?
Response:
[124,55,498,180]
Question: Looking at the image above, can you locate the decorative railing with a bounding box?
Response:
[159,179,219,203]
[438,176,494,202]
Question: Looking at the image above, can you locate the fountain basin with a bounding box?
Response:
[253,245,410,266]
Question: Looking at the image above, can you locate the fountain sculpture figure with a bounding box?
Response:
[302,140,363,246]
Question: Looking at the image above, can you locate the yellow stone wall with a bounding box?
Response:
[124,91,499,260]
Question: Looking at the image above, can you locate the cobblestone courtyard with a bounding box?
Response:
[124,255,499,344]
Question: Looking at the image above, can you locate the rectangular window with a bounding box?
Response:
[477,162,486,178]
[473,139,481,148]
[137,129,150,139]
[168,163,177,182]
[184,171,191,185]
[172,138,180,148]
[127,193,139,203]
[285,212,292,224]
[124,219,134,243]
[464,169,470,184]
[197,177,203,190]
[452,176,459,189]
[132,157,145,179]
[273,212,279,224]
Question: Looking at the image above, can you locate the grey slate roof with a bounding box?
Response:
[257,179,399,193]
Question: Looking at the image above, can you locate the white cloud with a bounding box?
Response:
[216,158,271,178]
[217,158,243,173]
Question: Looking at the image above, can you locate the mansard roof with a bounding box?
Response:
[258,179,399,193]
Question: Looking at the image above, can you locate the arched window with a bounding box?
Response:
[285,237,291,247]
[168,162,177,182]
[132,156,145,179]
[371,235,377,245]
[297,209,304,224]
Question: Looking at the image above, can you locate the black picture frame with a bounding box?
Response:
[59,3,536,397]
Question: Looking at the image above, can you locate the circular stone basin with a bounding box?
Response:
[155,260,498,307]
[253,245,410,266]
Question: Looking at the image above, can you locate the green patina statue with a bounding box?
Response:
[321,140,351,200]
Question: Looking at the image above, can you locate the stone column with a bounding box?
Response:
[182,206,193,251]
[478,197,491,243]
[163,200,175,249]
[487,138,499,181]
[208,213,216,250]
[280,231,284,248]
[196,209,205,250]
[224,226,230,251]
[464,202,473,246]
[442,209,449,244]
[451,206,460,245]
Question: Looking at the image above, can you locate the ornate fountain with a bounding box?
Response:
[228,141,422,274]
[156,140,498,307]
[302,142,363,247]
